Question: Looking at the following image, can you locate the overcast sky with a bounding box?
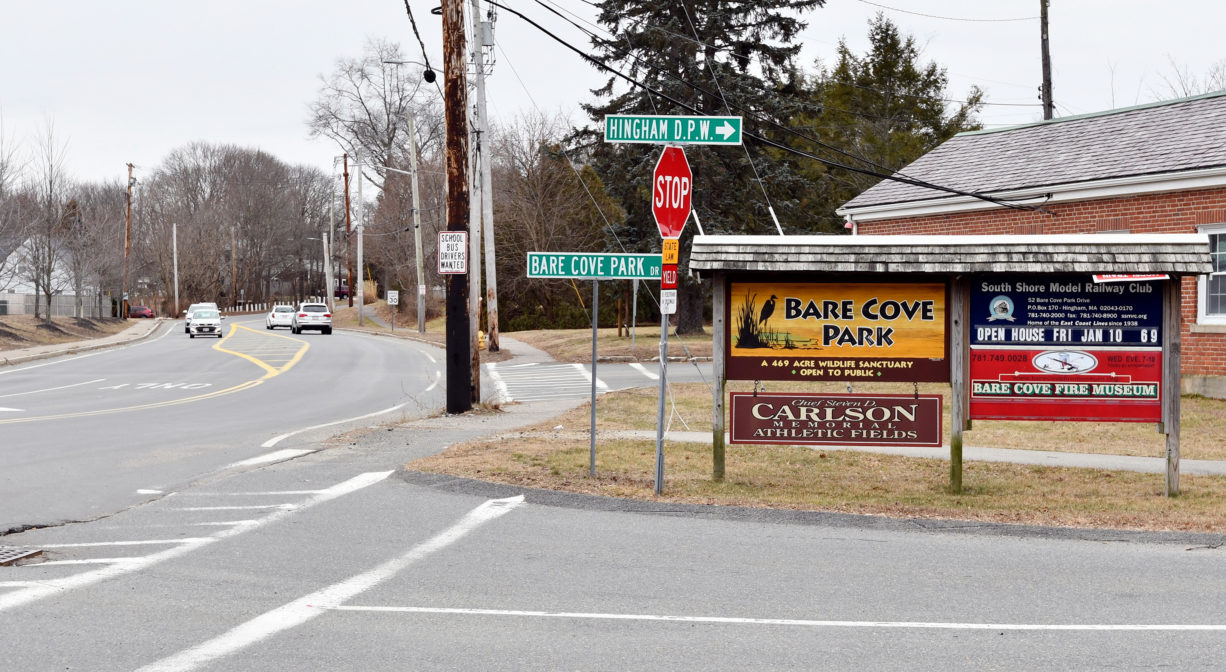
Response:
[3,1,1223,186]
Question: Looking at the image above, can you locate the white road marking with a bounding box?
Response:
[224,449,315,469]
[178,490,327,496]
[135,495,525,672]
[0,406,23,412]
[0,471,392,613]
[170,505,293,512]
[0,378,105,399]
[571,362,608,389]
[325,605,1226,632]
[260,402,410,448]
[485,362,600,402]
[136,489,164,495]
[629,362,659,380]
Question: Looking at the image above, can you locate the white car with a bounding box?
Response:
[188,308,224,338]
[291,302,332,335]
[265,305,295,330]
[184,302,219,333]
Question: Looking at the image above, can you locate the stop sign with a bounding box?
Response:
[652,146,691,239]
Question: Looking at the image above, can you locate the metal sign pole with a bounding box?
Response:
[654,310,668,494]
[590,280,599,477]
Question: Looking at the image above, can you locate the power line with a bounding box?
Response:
[488,0,1043,212]
[854,0,1039,23]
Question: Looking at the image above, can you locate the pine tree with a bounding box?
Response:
[581,0,824,334]
[792,14,985,230]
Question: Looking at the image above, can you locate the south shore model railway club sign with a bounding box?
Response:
[724,275,1169,448]
[969,274,1163,422]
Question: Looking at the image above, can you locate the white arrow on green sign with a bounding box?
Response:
[527,252,662,279]
[604,114,742,145]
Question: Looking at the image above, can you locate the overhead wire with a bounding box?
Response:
[486,0,1045,212]
[678,0,783,235]
[524,0,1031,200]
[528,0,917,181]
[854,0,1039,23]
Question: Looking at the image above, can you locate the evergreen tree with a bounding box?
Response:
[580,0,824,334]
[792,14,985,230]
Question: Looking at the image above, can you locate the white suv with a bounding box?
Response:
[291,302,332,335]
[184,302,219,333]
[188,308,224,338]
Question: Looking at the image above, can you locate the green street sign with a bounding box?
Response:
[604,114,742,145]
[527,252,662,279]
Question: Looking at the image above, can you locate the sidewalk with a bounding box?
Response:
[0,318,165,367]
[618,429,1226,477]
[4,318,1220,478]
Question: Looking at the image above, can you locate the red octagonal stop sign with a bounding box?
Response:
[652,146,692,239]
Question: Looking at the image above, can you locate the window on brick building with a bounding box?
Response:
[1198,224,1226,324]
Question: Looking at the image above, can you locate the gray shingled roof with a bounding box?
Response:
[841,91,1226,210]
[689,234,1211,275]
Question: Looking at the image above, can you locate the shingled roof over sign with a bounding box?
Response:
[840,90,1226,212]
[688,234,1212,276]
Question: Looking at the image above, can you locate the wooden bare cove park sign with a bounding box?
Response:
[689,234,1211,495]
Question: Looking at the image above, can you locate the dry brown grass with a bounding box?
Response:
[409,383,1226,533]
[506,325,712,362]
[0,315,131,351]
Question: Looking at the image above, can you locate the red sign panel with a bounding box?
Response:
[969,275,1164,422]
[730,393,943,447]
[660,263,678,290]
[969,349,1161,422]
[652,146,691,239]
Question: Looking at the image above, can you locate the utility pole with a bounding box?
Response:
[343,154,354,308]
[470,0,499,352]
[123,163,134,319]
[443,0,473,414]
[408,117,426,334]
[172,222,179,315]
[1040,0,1053,120]
[356,162,365,325]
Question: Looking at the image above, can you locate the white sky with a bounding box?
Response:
[2,1,1222,186]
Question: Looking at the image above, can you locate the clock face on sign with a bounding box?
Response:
[1032,350,1099,374]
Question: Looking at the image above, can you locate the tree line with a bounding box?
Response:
[1,10,988,330]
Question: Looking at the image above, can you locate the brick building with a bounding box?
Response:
[836,92,1226,398]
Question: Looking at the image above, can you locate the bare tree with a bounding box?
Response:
[307,38,445,190]
[0,115,28,291]
[1152,54,1226,99]
[491,111,622,328]
[68,181,127,317]
[24,120,72,323]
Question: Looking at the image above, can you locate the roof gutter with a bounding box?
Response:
[836,165,1226,222]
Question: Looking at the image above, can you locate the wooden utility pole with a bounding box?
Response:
[123,163,134,319]
[343,154,354,308]
[443,0,473,414]
[1040,0,1053,120]
[470,0,499,353]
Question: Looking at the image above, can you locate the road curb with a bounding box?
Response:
[396,468,1226,547]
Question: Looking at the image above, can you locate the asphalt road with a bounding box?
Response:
[2,321,1224,670]
[0,317,448,532]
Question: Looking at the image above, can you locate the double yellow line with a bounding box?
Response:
[0,324,309,425]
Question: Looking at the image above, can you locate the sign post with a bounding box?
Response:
[525,251,663,477]
[386,290,399,332]
[652,147,691,495]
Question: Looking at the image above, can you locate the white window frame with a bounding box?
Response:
[1197,223,1226,326]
